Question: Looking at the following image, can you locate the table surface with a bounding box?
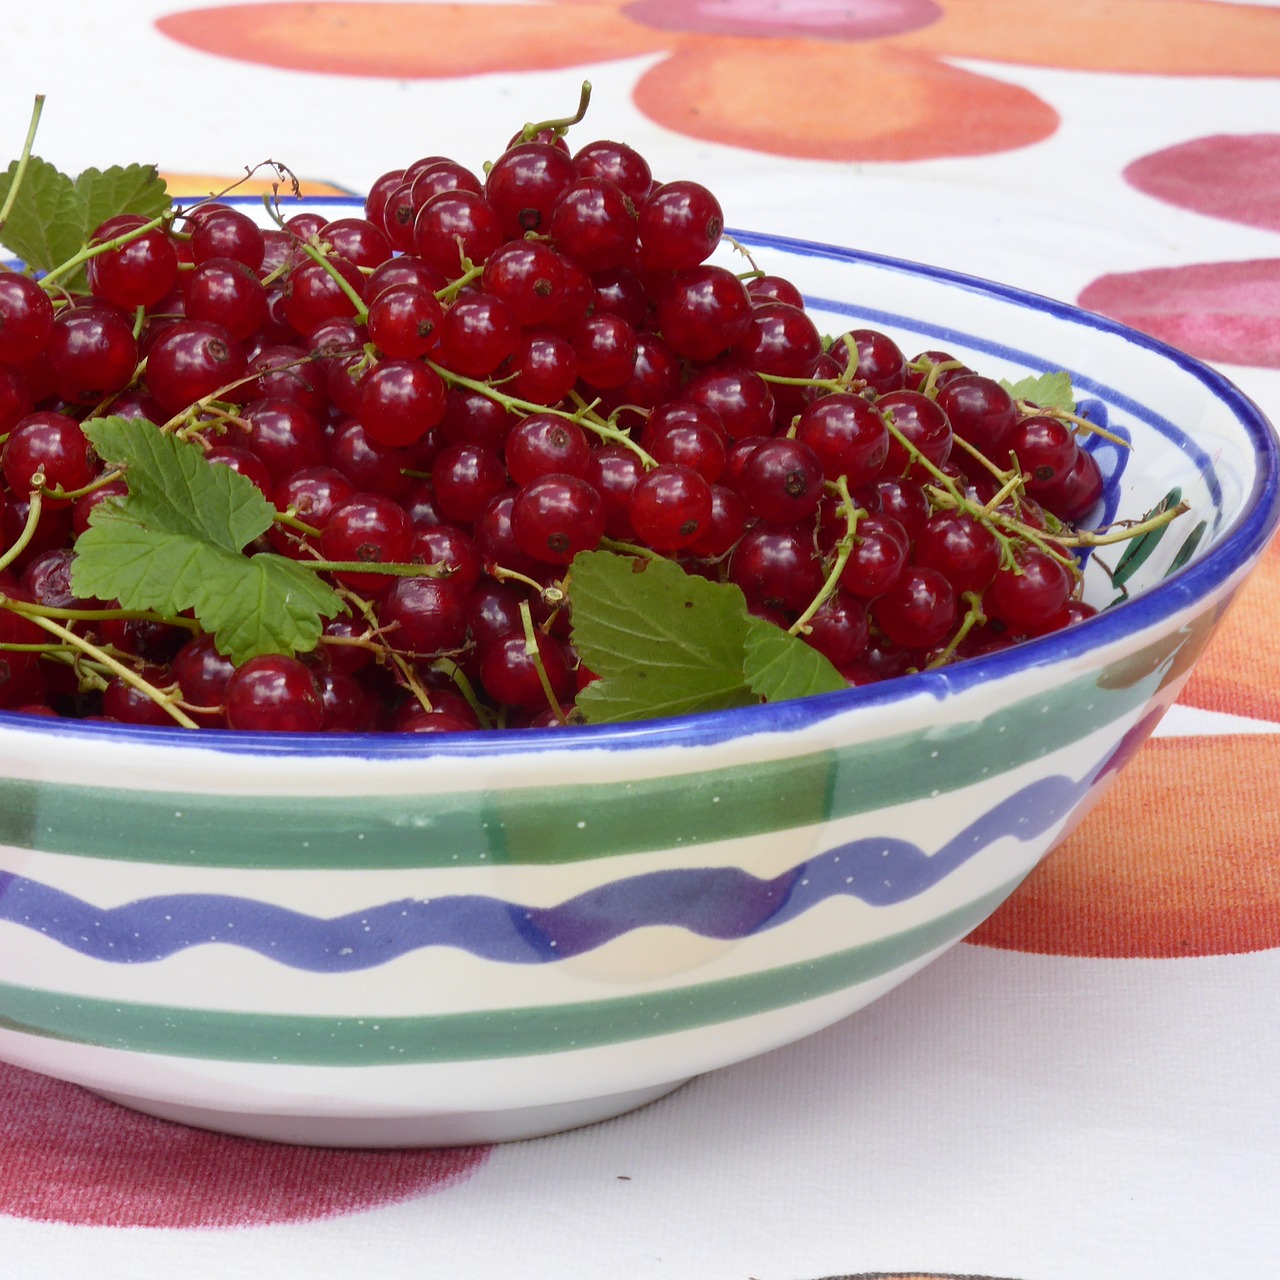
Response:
[2,3,1279,1277]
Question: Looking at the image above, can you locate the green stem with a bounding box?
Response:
[520,600,568,725]
[296,558,446,579]
[0,95,46,237]
[790,478,862,636]
[0,483,44,573]
[17,612,198,728]
[0,596,199,631]
[519,81,593,143]
[427,360,656,466]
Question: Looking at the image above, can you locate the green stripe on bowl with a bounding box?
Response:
[0,623,1204,870]
[0,881,1014,1064]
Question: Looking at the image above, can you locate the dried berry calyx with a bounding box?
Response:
[0,88,1187,732]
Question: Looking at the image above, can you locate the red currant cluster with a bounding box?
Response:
[0,112,1113,733]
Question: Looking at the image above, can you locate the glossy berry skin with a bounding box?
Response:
[45,303,139,405]
[319,493,414,591]
[484,141,577,238]
[239,398,328,481]
[357,358,446,448]
[505,331,579,406]
[913,511,1001,594]
[145,321,247,416]
[1009,415,1079,492]
[872,566,957,650]
[438,293,519,377]
[269,465,356,557]
[794,392,889,487]
[376,574,471,655]
[318,217,393,270]
[736,301,822,382]
[2,412,98,505]
[480,240,567,327]
[183,257,269,341]
[504,413,590,485]
[431,442,510,525]
[984,547,1075,633]
[413,190,504,274]
[628,463,713,551]
[548,176,637,271]
[803,590,870,669]
[512,473,606,565]
[878,389,953,477]
[829,328,907,395]
[88,221,179,309]
[282,256,365,333]
[737,437,825,525]
[190,206,266,272]
[838,514,910,598]
[656,265,754,363]
[637,180,724,270]
[0,273,56,363]
[224,654,324,732]
[479,630,574,710]
[1036,447,1104,521]
[936,373,1018,462]
[729,524,825,613]
[569,311,638,390]
[571,138,652,202]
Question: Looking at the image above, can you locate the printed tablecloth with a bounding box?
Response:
[2,3,1279,1277]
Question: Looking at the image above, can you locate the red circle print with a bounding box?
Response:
[0,1063,490,1227]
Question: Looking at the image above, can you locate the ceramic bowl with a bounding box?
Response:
[1,210,1277,1147]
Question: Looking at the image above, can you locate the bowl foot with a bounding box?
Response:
[91,1076,692,1147]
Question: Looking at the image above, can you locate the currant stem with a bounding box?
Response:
[790,477,861,636]
[0,94,45,237]
[519,599,569,726]
[0,596,199,631]
[519,81,593,143]
[17,611,199,728]
[926,592,986,668]
[0,482,45,573]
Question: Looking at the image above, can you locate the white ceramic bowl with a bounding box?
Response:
[1,211,1277,1146]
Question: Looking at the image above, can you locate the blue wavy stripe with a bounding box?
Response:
[0,770,1094,971]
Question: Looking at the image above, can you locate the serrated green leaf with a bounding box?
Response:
[74,163,170,234]
[0,155,82,272]
[744,618,847,703]
[70,417,342,665]
[569,550,758,723]
[83,416,276,550]
[998,370,1075,413]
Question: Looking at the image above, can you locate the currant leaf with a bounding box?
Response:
[569,549,758,723]
[743,619,847,703]
[70,417,342,665]
[74,163,170,239]
[0,155,82,273]
[999,370,1075,414]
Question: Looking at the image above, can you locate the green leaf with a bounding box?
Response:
[999,370,1075,413]
[74,163,170,236]
[744,618,847,703]
[71,417,342,665]
[569,550,759,723]
[0,155,82,272]
[0,157,169,288]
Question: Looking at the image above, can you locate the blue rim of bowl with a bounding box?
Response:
[3,215,1278,757]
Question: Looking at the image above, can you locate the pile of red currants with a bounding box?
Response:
[0,102,1121,733]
